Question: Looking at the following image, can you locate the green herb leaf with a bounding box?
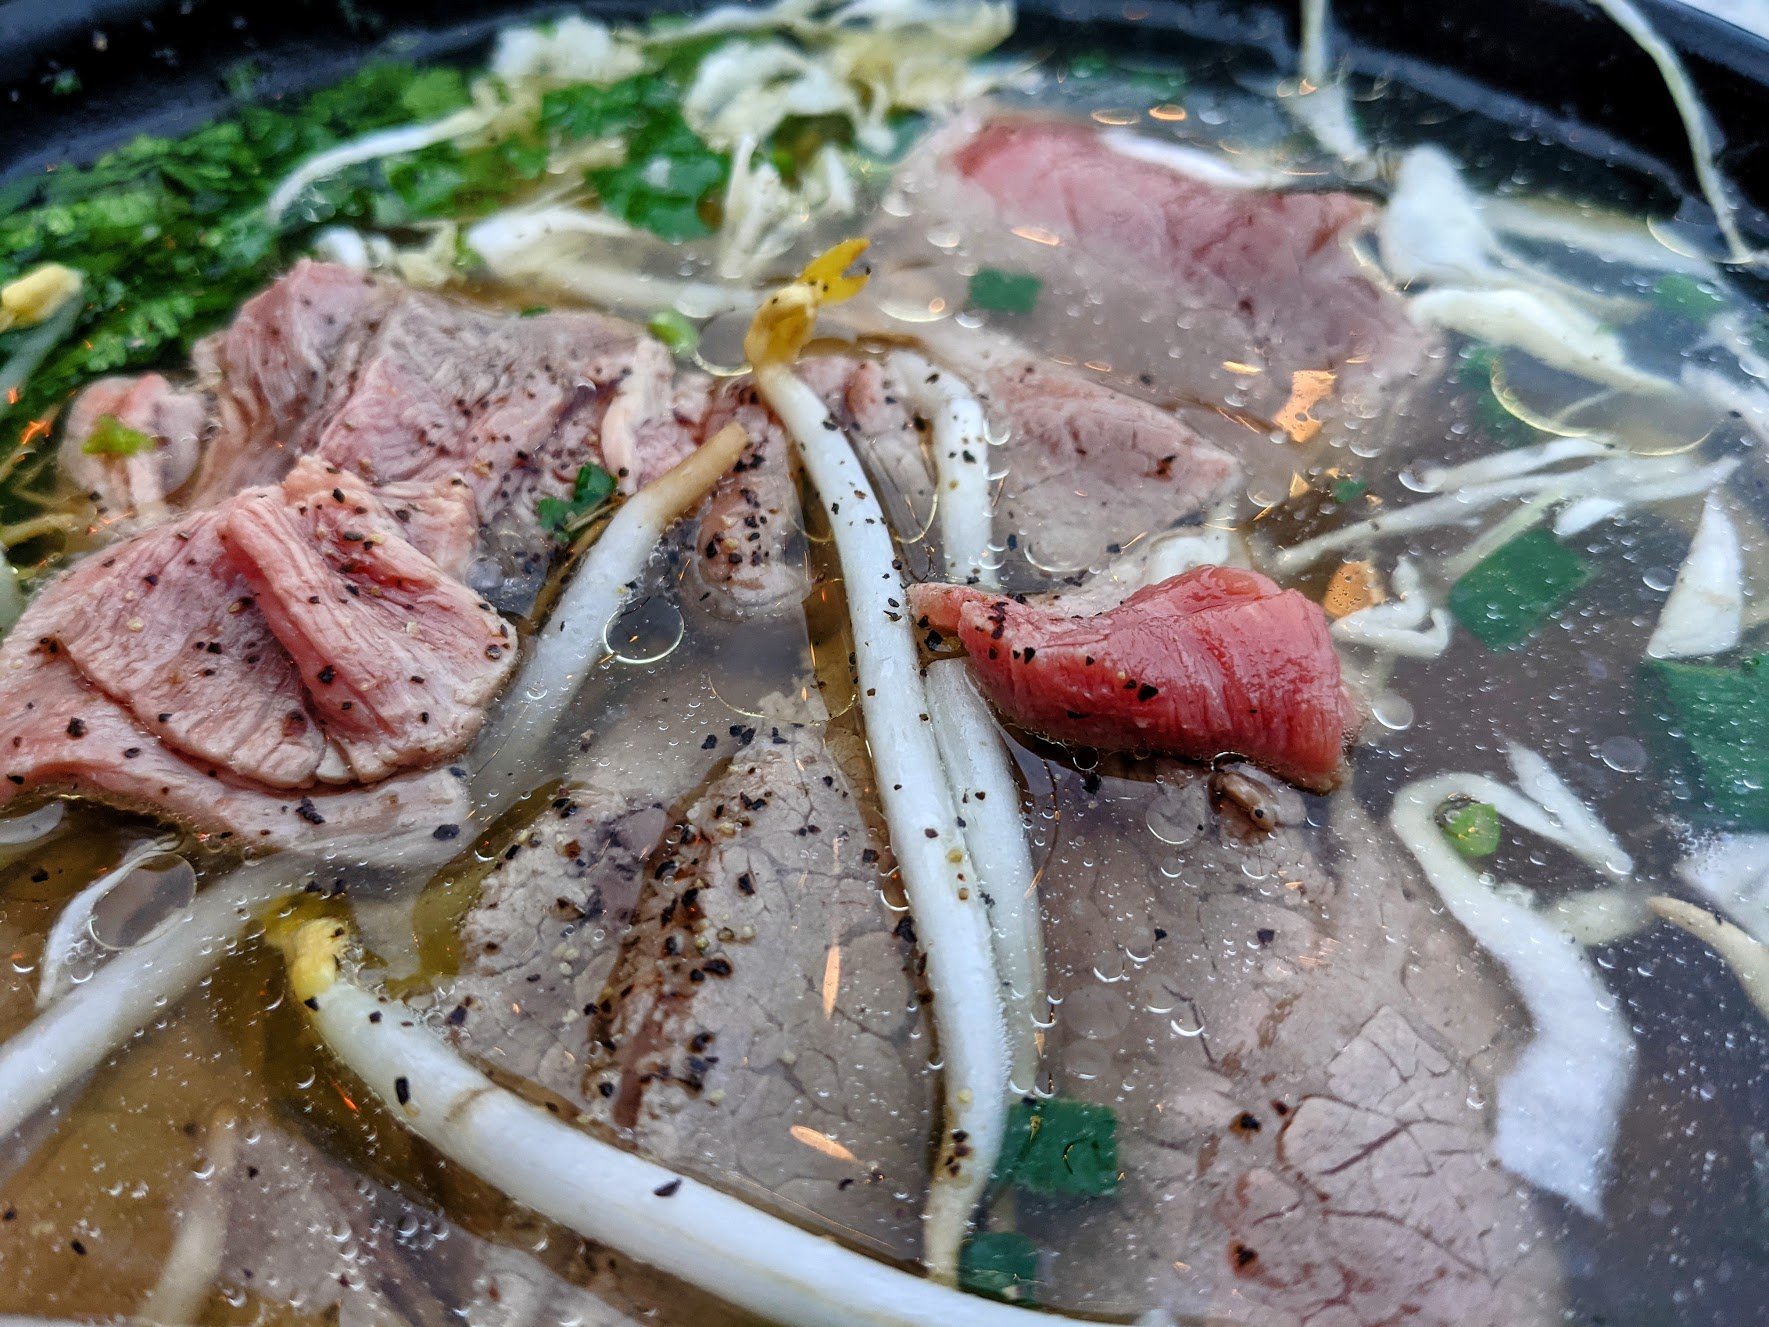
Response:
[995,1096,1119,1197]
[968,268,1042,315]
[647,309,699,355]
[959,1232,1039,1304]
[1639,655,1769,829]
[1651,274,1726,322]
[1330,477,1368,505]
[590,116,729,242]
[81,413,154,457]
[537,463,617,537]
[1440,800,1501,858]
[1447,528,1592,651]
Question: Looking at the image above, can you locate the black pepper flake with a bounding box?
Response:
[295,798,326,825]
[303,996,320,1011]
[653,1179,682,1198]
[65,718,86,738]
[369,1010,383,1023]
[317,665,335,684]
[1256,927,1275,945]
[394,1076,411,1106]
[1137,683,1160,702]
[70,1239,86,1256]
[701,734,718,749]
[433,823,461,841]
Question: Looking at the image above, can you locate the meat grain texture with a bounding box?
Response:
[912,567,1356,791]
[1022,761,1562,1325]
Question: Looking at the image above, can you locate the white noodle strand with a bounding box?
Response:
[755,361,1007,1281]
[925,659,1045,1093]
[892,351,995,587]
[291,940,1083,1327]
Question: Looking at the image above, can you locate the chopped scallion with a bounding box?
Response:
[994,1095,1118,1197]
[1448,528,1591,651]
[1440,800,1501,858]
[537,462,617,538]
[968,268,1042,315]
[81,414,154,457]
[958,1231,1039,1304]
[647,309,699,356]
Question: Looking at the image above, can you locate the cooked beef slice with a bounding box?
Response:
[444,675,734,1092]
[59,371,208,523]
[885,115,1431,495]
[688,380,810,620]
[1016,760,1561,1325]
[978,359,1239,572]
[580,725,934,1262]
[42,506,326,788]
[14,452,508,801]
[0,623,467,845]
[801,343,1239,578]
[214,1122,729,1327]
[186,260,398,504]
[911,566,1355,791]
[222,461,515,783]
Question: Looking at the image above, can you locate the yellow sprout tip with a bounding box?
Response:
[745,239,871,370]
[0,263,83,332]
[280,916,349,1004]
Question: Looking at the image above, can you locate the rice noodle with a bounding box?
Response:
[0,858,290,1142]
[1416,437,1614,493]
[265,110,490,224]
[1391,760,1636,1215]
[1677,833,1769,944]
[138,1112,239,1325]
[472,424,749,807]
[283,921,1084,1327]
[1583,0,1761,267]
[1274,452,1738,572]
[1649,896,1769,1022]
[924,659,1045,1093]
[36,835,179,1009]
[1482,194,1716,276]
[1407,287,1678,397]
[1100,129,1291,190]
[890,350,995,586]
[1647,491,1743,659]
[1330,558,1452,658]
[1292,0,1371,167]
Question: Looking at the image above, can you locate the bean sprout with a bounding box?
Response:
[281,919,1086,1327]
[891,351,995,587]
[472,424,749,807]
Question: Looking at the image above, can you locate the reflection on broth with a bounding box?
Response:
[1,1,1768,1324]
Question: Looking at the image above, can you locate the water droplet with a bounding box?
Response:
[1598,735,1648,773]
[1371,691,1415,731]
[1643,566,1676,593]
[872,265,961,323]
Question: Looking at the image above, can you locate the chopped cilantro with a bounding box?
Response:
[959,1232,1039,1304]
[1640,655,1769,829]
[968,268,1042,315]
[589,114,729,242]
[1440,800,1501,858]
[1330,477,1368,505]
[537,463,617,538]
[1447,528,1592,651]
[1065,50,1185,94]
[50,70,82,97]
[995,1096,1119,1197]
[1651,273,1726,322]
[81,414,154,457]
[647,309,699,355]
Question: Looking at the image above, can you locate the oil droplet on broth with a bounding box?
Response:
[604,597,685,666]
[870,265,963,324]
[89,852,196,950]
[1599,735,1649,774]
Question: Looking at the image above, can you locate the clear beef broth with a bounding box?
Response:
[2,5,1769,1324]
